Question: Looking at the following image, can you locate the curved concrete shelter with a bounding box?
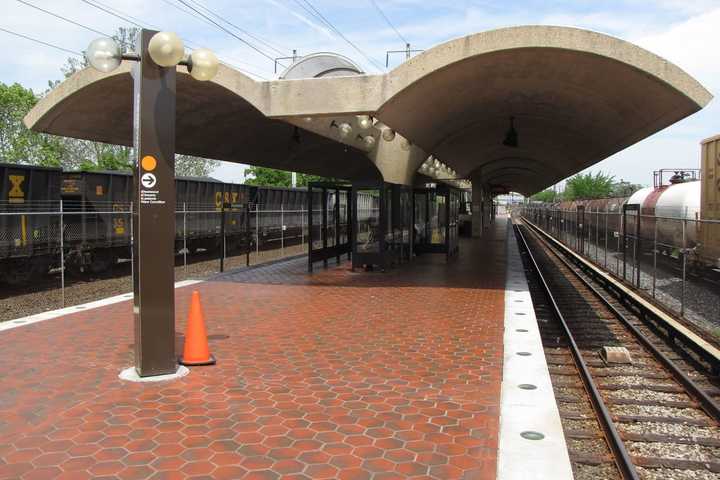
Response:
[26,25,712,195]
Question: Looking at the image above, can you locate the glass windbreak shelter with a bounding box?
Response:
[413,185,460,260]
[351,182,413,271]
[307,183,351,272]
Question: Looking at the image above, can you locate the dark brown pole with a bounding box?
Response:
[308,186,313,273]
[322,188,328,268]
[335,189,340,264]
[132,29,177,377]
[245,203,250,267]
[220,202,226,273]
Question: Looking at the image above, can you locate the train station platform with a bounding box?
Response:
[0,217,569,480]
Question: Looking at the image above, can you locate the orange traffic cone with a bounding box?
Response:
[179,291,216,366]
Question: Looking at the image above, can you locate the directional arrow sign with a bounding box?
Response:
[141,172,157,188]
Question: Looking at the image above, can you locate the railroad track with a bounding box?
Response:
[513,220,720,480]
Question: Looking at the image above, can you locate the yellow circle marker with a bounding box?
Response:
[141,155,157,171]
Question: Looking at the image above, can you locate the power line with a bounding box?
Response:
[77,0,270,79]
[368,0,407,46]
[175,0,281,63]
[0,27,82,56]
[295,0,384,71]
[80,0,148,29]
[16,0,133,48]
[182,0,289,56]
[155,0,276,73]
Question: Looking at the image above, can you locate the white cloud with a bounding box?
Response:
[632,7,720,89]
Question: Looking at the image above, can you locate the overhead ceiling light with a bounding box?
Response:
[361,135,376,149]
[382,128,396,142]
[356,115,372,130]
[503,116,518,148]
[331,120,353,139]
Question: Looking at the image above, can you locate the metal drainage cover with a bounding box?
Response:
[521,431,545,440]
[600,346,632,364]
[518,384,537,390]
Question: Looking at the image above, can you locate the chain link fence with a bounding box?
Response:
[521,205,720,333]
[0,201,313,312]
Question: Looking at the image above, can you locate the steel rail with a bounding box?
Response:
[514,224,640,480]
[522,214,720,368]
[522,217,720,423]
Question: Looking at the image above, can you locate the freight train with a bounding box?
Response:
[0,163,356,285]
[526,135,720,276]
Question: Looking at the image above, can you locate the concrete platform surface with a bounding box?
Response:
[0,221,516,480]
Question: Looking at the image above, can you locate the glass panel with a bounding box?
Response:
[400,190,411,246]
[339,191,349,245]
[431,194,446,245]
[326,191,336,248]
[356,189,380,252]
[414,193,427,244]
[385,186,393,247]
[311,190,323,251]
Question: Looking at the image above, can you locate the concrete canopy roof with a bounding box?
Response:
[26,25,712,193]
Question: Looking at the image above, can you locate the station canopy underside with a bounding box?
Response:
[26,25,712,194]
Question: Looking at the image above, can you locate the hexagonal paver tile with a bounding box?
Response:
[0,235,507,480]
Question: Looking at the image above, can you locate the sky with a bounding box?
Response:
[2,0,718,188]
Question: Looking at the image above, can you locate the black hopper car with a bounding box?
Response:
[0,163,311,285]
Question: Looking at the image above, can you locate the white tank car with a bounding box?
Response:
[626,180,701,250]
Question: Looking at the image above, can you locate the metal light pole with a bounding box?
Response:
[86,29,219,378]
[131,29,178,376]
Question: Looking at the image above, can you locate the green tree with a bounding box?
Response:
[530,189,557,203]
[244,167,293,187]
[611,179,643,197]
[563,172,615,200]
[243,166,342,187]
[175,154,220,177]
[0,82,65,166]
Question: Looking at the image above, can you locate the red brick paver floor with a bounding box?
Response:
[0,220,509,480]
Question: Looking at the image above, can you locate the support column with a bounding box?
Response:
[132,29,177,377]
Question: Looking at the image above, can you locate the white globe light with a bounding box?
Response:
[362,135,376,149]
[338,122,352,138]
[381,128,396,142]
[356,115,372,130]
[188,48,219,81]
[148,31,185,67]
[86,37,122,73]
[400,138,411,151]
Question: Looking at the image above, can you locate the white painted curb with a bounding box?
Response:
[497,225,573,480]
[1,279,203,333]
[119,365,190,382]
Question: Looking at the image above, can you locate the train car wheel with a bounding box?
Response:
[88,252,114,274]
